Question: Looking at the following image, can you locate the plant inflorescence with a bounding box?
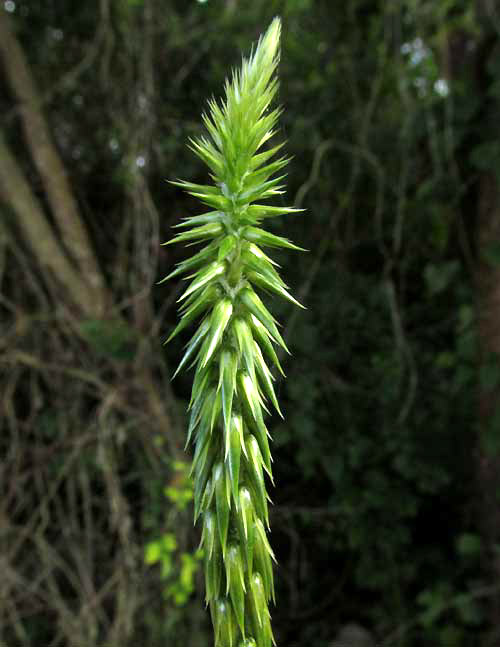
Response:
[161,17,304,647]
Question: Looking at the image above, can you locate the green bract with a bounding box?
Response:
[161,17,304,647]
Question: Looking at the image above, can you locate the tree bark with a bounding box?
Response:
[477,172,500,646]
[0,8,109,315]
[0,135,102,318]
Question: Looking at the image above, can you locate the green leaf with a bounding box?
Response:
[160,555,173,578]
[144,541,161,564]
[162,533,177,552]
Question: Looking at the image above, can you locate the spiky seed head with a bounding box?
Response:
[160,15,304,647]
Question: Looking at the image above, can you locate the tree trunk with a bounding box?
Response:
[0,135,103,318]
[0,9,110,316]
[477,172,500,646]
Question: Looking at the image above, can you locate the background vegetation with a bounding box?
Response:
[1,1,499,646]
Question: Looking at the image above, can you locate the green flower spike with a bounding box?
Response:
[161,16,304,647]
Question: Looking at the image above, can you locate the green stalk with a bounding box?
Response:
[161,17,304,647]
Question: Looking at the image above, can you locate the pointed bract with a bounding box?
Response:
[199,299,233,368]
[202,510,217,561]
[248,315,286,375]
[219,350,238,454]
[253,341,283,417]
[214,462,230,555]
[243,225,306,251]
[163,221,224,246]
[226,543,247,634]
[227,414,242,505]
[167,284,219,343]
[172,317,210,379]
[245,435,270,528]
[177,261,226,303]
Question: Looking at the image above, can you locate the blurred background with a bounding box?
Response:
[0,1,499,646]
